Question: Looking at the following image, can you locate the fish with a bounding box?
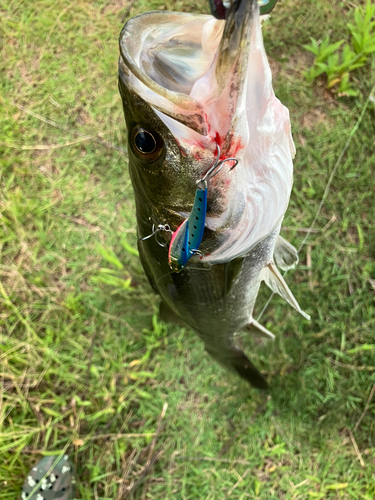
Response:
[118,0,310,389]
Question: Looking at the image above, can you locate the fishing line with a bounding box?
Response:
[155,259,212,288]
[10,102,127,154]
[257,83,375,322]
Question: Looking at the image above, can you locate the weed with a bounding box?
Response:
[303,0,375,96]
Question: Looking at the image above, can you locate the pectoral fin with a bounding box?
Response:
[274,235,299,271]
[261,262,311,320]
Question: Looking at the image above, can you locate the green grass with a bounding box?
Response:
[1,0,375,498]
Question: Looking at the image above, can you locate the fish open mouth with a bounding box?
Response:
[119,1,295,264]
[129,16,223,97]
[119,12,221,136]
[119,2,255,139]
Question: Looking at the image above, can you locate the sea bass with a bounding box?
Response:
[118,0,309,389]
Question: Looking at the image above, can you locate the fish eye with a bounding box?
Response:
[130,126,164,164]
[134,129,156,154]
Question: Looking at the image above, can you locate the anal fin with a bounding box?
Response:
[261,262,311,320]
[244,319,275,340]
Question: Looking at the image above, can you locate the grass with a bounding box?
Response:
[0,0,374,498]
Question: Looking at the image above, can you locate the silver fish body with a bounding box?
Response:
[119,0,309,388]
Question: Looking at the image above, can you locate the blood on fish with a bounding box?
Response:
[211,132,244,160]
[174,116,245,164]
[214,132,223,151]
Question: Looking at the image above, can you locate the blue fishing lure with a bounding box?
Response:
[168,181,208,272]
[168,147,238,273]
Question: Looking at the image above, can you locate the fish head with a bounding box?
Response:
[118,60,212,234]
[119,1,295,263]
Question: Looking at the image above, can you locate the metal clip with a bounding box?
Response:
[139,224,173,247]
[208,0,278,20]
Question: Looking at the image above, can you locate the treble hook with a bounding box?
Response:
[198,145,238,187]
[139,224,173,247]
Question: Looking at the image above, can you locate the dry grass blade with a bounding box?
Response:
[354,382,375,431]
[117,403,168,499]
[307,244,313,290]
[37,4,73,65]
[297,83,375,253]
[329,359,375,371]
[85,432,157,441]
[224,468,250,499]
[2,136,98,150]
[346,427,365,468]
[121,450,162,500]
[0,281,45,348]
[176,456,253,466]
[9,103,126,153]
[86,303,136,332]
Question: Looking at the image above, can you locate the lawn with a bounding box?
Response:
[1,0,374,498]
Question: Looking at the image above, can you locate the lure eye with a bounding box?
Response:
[134,130,156,154]
[131,126,164,164]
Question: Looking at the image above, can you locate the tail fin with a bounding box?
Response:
[203,337,268,390]
[229,351,269,390]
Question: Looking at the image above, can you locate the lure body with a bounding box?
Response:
[168,182,207,272]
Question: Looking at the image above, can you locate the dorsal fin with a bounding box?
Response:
[260,262,310,320]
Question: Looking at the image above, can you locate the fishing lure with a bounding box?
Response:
[208,0,278,19]
[258,0,278,15]
[168,147,238,273]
